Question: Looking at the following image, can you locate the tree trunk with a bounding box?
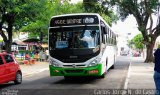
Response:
[144,43,155,63]
[5,23,13,53]
[4,41,11,53]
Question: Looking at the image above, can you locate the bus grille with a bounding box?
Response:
[65,70,83,73]
[61,58,88,63]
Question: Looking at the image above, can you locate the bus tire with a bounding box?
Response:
[100,72,106,78]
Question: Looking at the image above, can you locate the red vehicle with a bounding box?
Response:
[0,52,22,84]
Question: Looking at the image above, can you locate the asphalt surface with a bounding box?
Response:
[0,56,130,95]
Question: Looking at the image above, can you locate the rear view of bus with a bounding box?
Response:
[48,13,117,78]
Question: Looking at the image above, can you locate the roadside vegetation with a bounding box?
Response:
[129,34,144,50]
[1,0,159,63]
[0,0,115,53]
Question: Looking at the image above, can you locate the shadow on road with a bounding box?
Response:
[53,76,102,84]
[0,82,16,89]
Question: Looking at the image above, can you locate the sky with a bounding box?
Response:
[112,15,140,40]
[112,14,159,39]
[70,0,82,4]
[111,15,141,52]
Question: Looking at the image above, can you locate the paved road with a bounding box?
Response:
[0,56,131,95]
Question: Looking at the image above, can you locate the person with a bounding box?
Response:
[14,50,18,57]
[153,48,160,95]
[34,52,39,61]
[39,50,43,62]
[25,53,30,60]
[80,30,94,48]
[24,52,31,65]
[42,51,47,62]
[46,49,49,61]
[73,32,80,48]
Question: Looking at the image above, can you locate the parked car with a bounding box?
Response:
[133,51,141,57]
[0,52,22,84]
[120,50,129,56]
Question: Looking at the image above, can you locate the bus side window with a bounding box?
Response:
[110,31,113,44]
[101,26,106,44]
[104,27,108,44]
[105,27,109,44]
[112,32,114,45]
[106,28,109,44]
[113,34,116,45]
[112,32,115,45]
[108,30,111,44]
[115,35,117,45]
[104,27,107,44]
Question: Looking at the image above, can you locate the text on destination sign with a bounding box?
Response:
[55,19,82,25]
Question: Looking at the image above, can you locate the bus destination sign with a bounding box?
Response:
[55,19,82,25]
[50,15,99,27]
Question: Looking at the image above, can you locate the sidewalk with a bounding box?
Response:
[19,61,49,77]
[125,57,155,89]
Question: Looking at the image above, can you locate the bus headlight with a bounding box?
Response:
[49,59,61,67]
[88,58,100,67]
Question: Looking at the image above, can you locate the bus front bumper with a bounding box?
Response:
[49,64,102,76]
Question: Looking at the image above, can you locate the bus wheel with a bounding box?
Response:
[100,72,106,78]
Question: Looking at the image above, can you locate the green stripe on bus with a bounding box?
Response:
[49,64,102,76]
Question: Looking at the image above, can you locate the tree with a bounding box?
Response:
[20,0,85,42]
[108,0,160,62]
[129,34,144,50]
[83,0,117,26]
[0,0,48,53]
[21,0,117,44]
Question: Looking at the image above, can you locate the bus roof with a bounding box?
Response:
[50,13,116,35]
[51,13,100,19]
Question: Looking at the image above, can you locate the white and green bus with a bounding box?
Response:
[49,13,117,78]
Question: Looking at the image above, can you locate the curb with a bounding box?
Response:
[123,61,131,89]
[22,68,49,77]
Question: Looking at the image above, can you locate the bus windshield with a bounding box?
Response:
[49,26,100,50]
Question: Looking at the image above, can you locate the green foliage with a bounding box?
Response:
[19,50,32,54]
[110,0,159,20]
[83,0,118,25]
[0,0,50,52]
[108,0,159,62]
[20,0,85,39]
[18,0,50,38]
[0,0,116,52]
[130,34,144,49]
[158,44,160,48]
[56,2,85,14]
[101,14,112,26]
[21,0,116,38]
[2,0,48,30]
